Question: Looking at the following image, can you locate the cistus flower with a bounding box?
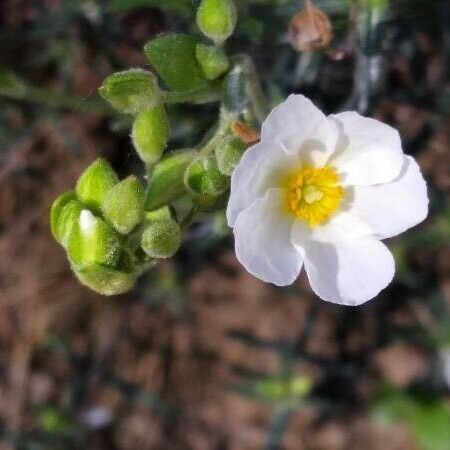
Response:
[227,95,428,306]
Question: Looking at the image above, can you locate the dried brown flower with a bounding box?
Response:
[288,0,333,52]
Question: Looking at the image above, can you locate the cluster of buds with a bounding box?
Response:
[51,159,182,295]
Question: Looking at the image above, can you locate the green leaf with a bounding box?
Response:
[372,388,450,450]
[107,0,194,16]
[0,69,26,96]
[144,34,210,92]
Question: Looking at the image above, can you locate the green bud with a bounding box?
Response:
[67,210,122,269]
[145,150,196,211]
[131,106,170,165]
[101,176,144,234]
[54,199,84,247]
[196,44,230,80]
[184,154,229,196]
[50,191,77,242]
[73,252,136,296]
[197,0,237,44]
[98,69,160,114]
[141,207,181,259]
[215,135,247,176]
[76,158,119,213]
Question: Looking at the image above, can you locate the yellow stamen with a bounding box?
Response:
[283,166,344,227]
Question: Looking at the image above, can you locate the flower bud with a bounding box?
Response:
[196,44,230,80]
[50,191,77,242]
[145,150,196,211]
[101,176,144,234]
[196,0,237,44]
[67,210,122,269]
[184,154,229,196]
[141,207,181,259]
[99,69,160,114]
[53,198,84,247]
[76,158,119,213]
[288,1,333,52]
[215,135,247,176]
[131,106,170,165]
[74,252,136,296]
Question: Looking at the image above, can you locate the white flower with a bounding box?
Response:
[227,95,428,306]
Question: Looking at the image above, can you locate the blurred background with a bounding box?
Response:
[0,0,450,449]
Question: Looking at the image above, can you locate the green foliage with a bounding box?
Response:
[75,159,119,213]
[0,68,26,96]
[196,44,230,81]
[196,0,237,44]
[132,106,171,165]
[372,388,450,450]
[101,176,145,235]
[107,0,195,16]
[255,376,313,403]
[144,34,211,92]
[99,69,160,114]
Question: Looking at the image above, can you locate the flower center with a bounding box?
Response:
[284,166,344,227]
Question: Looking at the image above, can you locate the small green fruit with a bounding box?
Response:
[132,106,170,165]
[99,69,160,114]
[196,44,230,80]
[76,158,118,213]
[101,176,144,234]
[197,0,237,44]
[141,207,181,259]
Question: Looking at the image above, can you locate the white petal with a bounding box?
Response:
[261,94,339,165]
[350,156,429,239]
[227,142,297,227]
[233,189,303,286]
[292,212,394,306]
[330,112,404,186]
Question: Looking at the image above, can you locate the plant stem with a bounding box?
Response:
[1,84,112,115]
[161,86,222,105]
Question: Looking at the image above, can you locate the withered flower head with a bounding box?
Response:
[288,0,333,52]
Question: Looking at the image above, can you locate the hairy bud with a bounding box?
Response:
[197,0,237,44]
[132,105,170,165]
[184,154,229,196]
[215,135,247,176]
[141,207,181,259]
[101,176,144,234]
[99,69,160,114]
[196,44,230,80]
[76,158,119,213]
